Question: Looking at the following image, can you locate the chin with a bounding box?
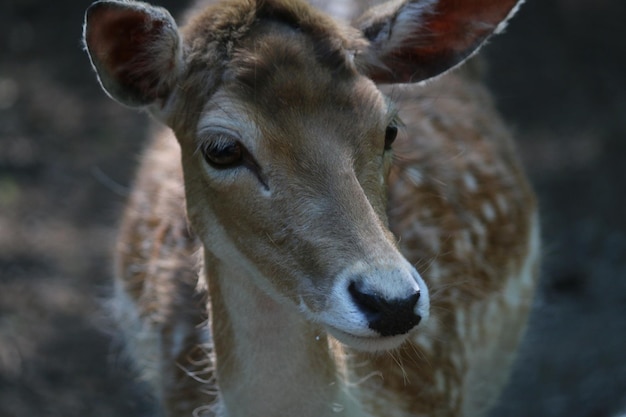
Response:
[325,325,412,352]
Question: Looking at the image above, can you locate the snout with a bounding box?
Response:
[348,280,422,337]
[306,262,430,351]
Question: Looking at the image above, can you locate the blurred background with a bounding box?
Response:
[0,0,624,416]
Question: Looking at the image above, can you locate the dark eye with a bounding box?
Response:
[202,136,243,169]
[384,124,398,151]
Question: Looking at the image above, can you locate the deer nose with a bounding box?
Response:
[348,281,422,337]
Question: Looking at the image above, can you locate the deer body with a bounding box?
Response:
[84,0,538,416]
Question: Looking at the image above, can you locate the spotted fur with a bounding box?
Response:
[84,0,538,416]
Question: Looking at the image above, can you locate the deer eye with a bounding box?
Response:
[202,135,244,169]
[384,124,398,151]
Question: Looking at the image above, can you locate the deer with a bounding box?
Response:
[83,0,539,416]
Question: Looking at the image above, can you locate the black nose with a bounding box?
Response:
[348,281,422,337]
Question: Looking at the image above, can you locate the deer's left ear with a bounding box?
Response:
[355,0,523,84]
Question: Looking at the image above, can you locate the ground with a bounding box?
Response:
[0,0,625,416]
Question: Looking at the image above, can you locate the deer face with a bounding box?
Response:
[84,0,522,351]
[173,24,429,350]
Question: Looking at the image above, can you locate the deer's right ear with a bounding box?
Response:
[83,0,183,109]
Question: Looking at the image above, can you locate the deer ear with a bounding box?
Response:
[83,0,183,109]
[355,0,523,84]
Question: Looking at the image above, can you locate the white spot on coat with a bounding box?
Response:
[463,173,478,192]
[482,202,496,222]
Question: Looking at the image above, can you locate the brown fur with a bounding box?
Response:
[351,74,537,417]
[87,0,538,416]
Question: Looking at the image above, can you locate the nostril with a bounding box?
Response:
[405,291,421,310]
[348,280,422,337]
[348,281,384,319]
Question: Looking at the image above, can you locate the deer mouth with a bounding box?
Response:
[324,324,413,352]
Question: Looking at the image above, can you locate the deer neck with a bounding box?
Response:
[205,250,364,417]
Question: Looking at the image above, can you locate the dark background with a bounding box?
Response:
[1,0,625,416]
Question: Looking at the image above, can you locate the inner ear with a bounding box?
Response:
[355,0,522,84]
[83,0,183,108]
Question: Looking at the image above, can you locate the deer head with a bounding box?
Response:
[83,0,521,352]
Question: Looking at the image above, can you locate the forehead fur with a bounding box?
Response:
[230,23,362,112]
[182,0,363,51]
[173,0,378,135]
[180,0,365,83]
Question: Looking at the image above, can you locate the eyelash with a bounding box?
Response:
[201,135,245,169]
[199,133,270,190]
